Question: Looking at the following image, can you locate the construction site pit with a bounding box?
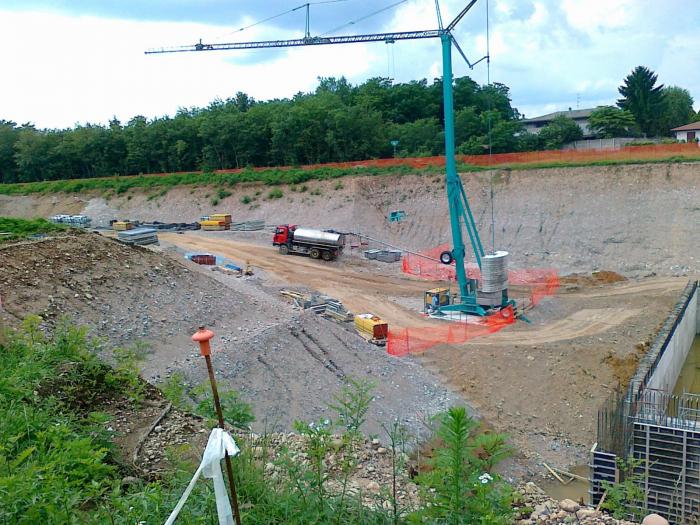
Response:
[1,162,698,500]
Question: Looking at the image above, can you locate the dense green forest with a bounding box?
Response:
[1,68,696,184]
[0,76,526,183]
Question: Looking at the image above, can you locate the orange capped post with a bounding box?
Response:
[192,326,214,356]
[190,325,242,525]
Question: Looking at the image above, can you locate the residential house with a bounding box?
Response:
[671,121,700,142]
[522,108,596,138]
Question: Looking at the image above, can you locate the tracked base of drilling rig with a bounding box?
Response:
[423,251,516,318]
[385,246,559,356]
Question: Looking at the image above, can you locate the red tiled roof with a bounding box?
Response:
[671,121,700,131]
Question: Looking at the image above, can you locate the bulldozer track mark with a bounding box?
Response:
[291,330,345,379]
[329,329,361,358]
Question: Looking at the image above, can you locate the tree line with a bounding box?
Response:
[1,67,697,184]
[0,76,524,183]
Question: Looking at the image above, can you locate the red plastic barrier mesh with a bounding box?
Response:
[401,244,559,306]
[387,306,516,357]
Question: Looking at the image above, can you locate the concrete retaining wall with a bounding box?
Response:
[646,287,699,392]
[629,281,699,397]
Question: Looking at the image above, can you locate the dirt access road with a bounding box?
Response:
[159,232,444,329]
[160,232,683,344]
[161,232,689,478]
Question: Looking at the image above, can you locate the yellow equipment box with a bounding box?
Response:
[354,313,388,345]
[210,213,232,224]
[112,221,134,231]
[200,220,227,231]
[424,287,450,311]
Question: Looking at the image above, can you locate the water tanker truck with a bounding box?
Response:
[273,224,344,261]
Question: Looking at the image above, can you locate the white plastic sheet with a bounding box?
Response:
[165,428,240,525]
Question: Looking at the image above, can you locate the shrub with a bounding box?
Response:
[415,407,515,524]
[267,188,283,199]
[217,188,232,200]
[241,195,252,204]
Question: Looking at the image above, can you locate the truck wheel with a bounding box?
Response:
[321,250,332,261]
[310,248,321,259]
[279,245,289,255]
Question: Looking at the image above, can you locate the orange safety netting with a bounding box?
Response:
[387,306,516,357]
[119,142,700,181]
[401,244,559,306]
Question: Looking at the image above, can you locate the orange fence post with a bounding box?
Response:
[192,327,243,525]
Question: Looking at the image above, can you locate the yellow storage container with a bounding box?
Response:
[210,213,232,224]
[200,220,226,231]
[354,313,389,342]
[113,221,133,231]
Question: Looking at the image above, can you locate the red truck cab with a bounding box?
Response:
[273,224,296,245]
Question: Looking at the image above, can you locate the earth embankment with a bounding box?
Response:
[1,161,697,277]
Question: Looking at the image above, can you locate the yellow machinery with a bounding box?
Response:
[354,313,388,345]
[112,221,134,231]
[424,287,450,312]
[210,214,232,229]
[200,220,227,231]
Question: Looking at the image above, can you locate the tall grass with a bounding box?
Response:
[2,153,698,197]
[0,216,67,242]
[0,165,439,196]
[0,319,516,524]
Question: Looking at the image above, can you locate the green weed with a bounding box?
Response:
[217,188,232,200]
[267,188,283,199]
[0,216,67,243]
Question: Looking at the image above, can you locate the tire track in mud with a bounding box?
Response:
[290,327,345,379]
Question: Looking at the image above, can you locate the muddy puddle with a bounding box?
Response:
[539,464,589,502]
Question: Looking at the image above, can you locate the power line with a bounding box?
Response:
[211,1,350,42]
[321,0,408,36]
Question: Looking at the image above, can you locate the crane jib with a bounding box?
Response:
[145,30,442,54]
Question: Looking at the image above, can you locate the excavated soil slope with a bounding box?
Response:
[0,232,459,439]
[157,231,688,477]
[1,162,698,276]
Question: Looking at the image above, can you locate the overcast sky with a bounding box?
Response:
[1,0,698,129]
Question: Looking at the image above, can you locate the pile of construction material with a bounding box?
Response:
[116,228,159,246]
[279,290,353,321]
[112,220,134,231]
[138,221,200,231]
[363,249,402,263]
[231,219,265,231]
[49,214,91,227]
[186,253,217,265]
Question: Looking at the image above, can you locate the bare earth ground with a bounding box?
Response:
[0,232,459,444]
[157,231,688,479]
[0,162,697,485]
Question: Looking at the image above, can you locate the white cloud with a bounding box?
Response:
[0,1,698,128]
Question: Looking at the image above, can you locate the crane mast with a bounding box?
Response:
[147,0,513,316]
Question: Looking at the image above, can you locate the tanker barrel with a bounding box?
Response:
[292,228,344,247]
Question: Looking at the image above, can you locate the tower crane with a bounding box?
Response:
[146,0,514,317]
